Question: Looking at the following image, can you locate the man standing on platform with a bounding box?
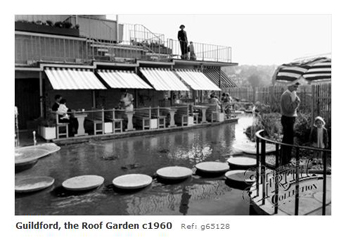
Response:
[280,81,301,165]
[178,24,188,60]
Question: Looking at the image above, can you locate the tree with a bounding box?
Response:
[248,74,261,88]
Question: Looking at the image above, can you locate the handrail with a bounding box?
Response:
[255,129,330,215]
[134,24,165,44]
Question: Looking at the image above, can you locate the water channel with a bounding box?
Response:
[15,115,254,215]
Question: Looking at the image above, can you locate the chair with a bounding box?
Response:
[89,109,104,135]
[52,112,69,139]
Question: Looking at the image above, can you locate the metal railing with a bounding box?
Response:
[254,129,331,215]
[15,20,233,64]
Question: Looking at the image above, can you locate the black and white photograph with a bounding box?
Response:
[4,0,345,243]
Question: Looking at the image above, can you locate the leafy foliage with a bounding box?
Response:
[294,112,312,145]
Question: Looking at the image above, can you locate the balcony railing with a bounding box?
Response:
[253,130,331,215]
[15,20,233,65]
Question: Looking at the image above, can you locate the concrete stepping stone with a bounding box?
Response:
[227,156,257,168]
[112,174,152,190]
[225,170,256,184]
[15,176,55,193]
[62,175,104,191]
[195,162,229,174]
[156,166,192,180]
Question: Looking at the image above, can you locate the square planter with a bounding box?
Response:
[187,116,194,126]
[104,122,113,134]
[39,126,56,140]
[150,119,158,129]
[217,113,225,122]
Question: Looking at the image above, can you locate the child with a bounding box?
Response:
[57,98,70,120]
[309,116,329,163]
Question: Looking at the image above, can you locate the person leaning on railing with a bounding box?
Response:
[280,81,301,165]
[119,89,134,112]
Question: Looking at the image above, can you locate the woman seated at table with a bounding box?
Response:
[56,99,78,136]
[209,93,221,111]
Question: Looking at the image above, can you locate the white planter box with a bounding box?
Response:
[217,113,225,122]
[187,116,194,125]
[104,122,113,134]
[150,119,158,129]
[39,126,56,140]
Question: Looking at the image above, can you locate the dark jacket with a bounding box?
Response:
[52,102,59,112]
[178,30,188,42]
[309,126,329,148]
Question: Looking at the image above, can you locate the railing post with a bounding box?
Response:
[274,143,280,214]
[261,138,266,205]
[322,150,327,215]
[294,147,300,215]
[256,135,260,198]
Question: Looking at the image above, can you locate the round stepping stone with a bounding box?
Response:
[112,174,152,190]
[227,157,257,168]
[195,162,229,173]
[62,175,104,191]
[225,170,256,184]
[15,176,55,193]
[156,166,193,180]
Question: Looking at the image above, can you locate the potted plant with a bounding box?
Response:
[15,20,80,37]
[35,117,57,140]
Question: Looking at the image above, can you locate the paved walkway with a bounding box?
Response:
[249,169,331,215]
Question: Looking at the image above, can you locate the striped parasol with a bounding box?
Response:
[273,57,331,84]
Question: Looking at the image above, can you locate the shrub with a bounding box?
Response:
[245,112,282,142]
[46,20,53,26]
[35,117,56,127]
[62,21,72,29]
[54,21,63,28]
[294,112,312,145]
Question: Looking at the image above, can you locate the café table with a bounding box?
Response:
[193,105,209,123]
[73,111,88,136]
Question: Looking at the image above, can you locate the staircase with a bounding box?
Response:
[87,23,173,62]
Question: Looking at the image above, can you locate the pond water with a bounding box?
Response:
[15,115,255,215]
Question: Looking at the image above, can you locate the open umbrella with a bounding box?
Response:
[273,56,331,85]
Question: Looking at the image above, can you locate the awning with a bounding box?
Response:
[97,70,152,89]
[203,68,237,88]
[45,68,106,90]
[140,68,189,91]
[175,69,221,91]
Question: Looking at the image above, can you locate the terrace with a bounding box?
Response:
[15,16,234,66]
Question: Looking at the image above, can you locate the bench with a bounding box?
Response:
[133,108,152,130]
[174,105,189,126]
[151,107,167,129]
[104,109,123,133]
[206,104,219,123]
[86,109,104,135]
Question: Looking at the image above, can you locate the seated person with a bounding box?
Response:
[52,94,62,112]
[57,99,70,120]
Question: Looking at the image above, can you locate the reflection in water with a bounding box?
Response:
[179,187,191,215]
[15,115,254,215]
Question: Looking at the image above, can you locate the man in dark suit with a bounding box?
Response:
[52,94,62,111]
[178,24,188,60]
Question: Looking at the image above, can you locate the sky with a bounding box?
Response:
[108,14,331,66]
